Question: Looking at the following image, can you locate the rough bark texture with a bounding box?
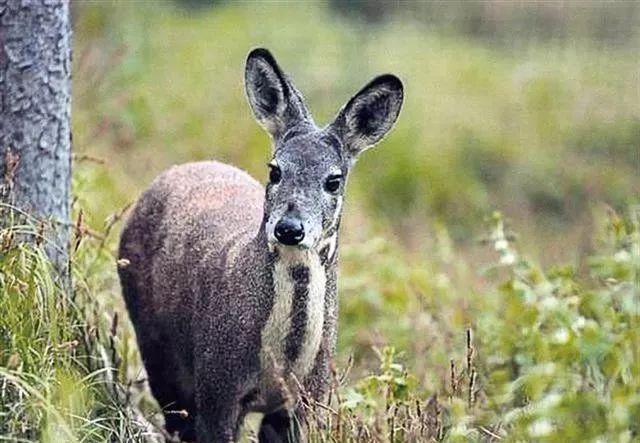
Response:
[0,0,72,269]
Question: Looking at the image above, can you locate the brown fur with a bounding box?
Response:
[118,48,403,443]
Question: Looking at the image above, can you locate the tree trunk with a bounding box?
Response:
[0,0,72,273]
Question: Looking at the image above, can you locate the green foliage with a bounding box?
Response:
[476,209,640,440]
[2,189,638,442]
[306,209,639,442]
[344,347,415,411]
[0,216,161,442]
[72,1,639,249]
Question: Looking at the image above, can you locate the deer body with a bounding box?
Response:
[118,49,402,442]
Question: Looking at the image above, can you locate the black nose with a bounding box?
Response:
[274,217,305,246]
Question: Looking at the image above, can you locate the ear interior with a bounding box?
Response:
[336,74,404,156]
[245,48,290,136]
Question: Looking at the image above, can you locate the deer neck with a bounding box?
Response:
[256,223,337,380]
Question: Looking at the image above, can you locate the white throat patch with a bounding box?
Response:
[317,233,337,262]
[260,247,326,380]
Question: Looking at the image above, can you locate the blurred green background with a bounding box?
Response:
[3,1,638,441]
[72,0,639,266]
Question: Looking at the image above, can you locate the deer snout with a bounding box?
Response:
[274,216,305,246]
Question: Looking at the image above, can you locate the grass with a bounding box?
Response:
[2,1,640,442]
[0,210,164,442]
[2,204,638,441]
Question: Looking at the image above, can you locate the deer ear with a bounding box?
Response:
[330,74,403,159]
[245,48,311,140]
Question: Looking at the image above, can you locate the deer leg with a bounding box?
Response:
[258,408,301,443]
[194,365,249,443]
[194,397,244,443]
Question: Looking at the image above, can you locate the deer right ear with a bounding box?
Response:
[245,48,310,140]
[329,74,403,160]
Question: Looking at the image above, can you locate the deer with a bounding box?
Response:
[117,48,403,443]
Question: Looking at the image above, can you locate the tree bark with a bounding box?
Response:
[0,0,72,272]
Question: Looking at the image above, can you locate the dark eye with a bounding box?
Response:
[324,174,342,193]
[268,164,281,184]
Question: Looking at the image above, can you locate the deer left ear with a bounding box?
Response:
[245,48,312,141]
[330,74,403,159]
